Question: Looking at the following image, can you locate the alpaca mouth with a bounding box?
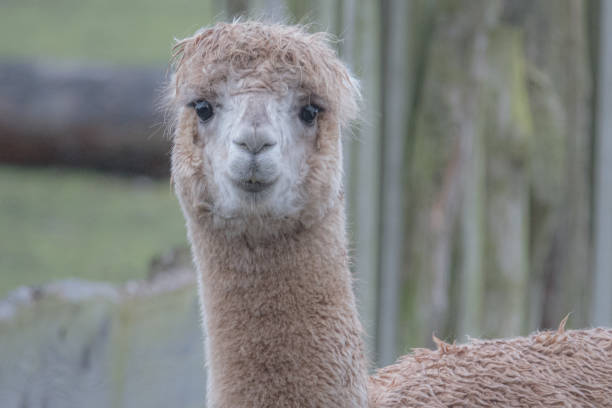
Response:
[234,178,275,193]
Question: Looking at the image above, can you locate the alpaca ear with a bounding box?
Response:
[344,71,362,108]
[171,27,209,72]
[158,72,180,140]
[558,313,571,333]
[334,70,362,141]
[335,66,362,129]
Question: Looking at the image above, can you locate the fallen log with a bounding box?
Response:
[0,61,170,176]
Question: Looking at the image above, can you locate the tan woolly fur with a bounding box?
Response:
[166,21,612,407]
[369,324,612,407]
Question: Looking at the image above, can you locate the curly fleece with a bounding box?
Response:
[370,322,612,407]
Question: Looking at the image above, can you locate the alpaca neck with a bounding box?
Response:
[188,203,368,407]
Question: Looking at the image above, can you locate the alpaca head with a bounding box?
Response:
[166,22,360,238]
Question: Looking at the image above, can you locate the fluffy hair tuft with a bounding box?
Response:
[163,21,361,136]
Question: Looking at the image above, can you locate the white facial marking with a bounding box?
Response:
[192,77,320,220]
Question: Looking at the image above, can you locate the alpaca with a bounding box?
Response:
[165,21,612,407]
[369,320,612,406]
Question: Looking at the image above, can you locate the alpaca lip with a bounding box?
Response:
[234,178,274,193]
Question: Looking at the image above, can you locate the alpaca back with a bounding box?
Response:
[369,327,612,407]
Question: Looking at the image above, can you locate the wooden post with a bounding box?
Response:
[592,0,612,326]
[342,0,382,365]
[377,0,411,367]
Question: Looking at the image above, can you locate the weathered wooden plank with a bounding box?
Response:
[377,0,411,367]
[592,0,612,326]
[506,0,593,329]
[402,0,502,347]
[481,26,531,338]
[0,273,204,408]
[342,0,382,364]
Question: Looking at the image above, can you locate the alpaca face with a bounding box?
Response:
[171,75,342,234]
[168,22,359,234]
[187,76,324,220]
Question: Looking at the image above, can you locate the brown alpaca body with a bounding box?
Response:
[167,21,612,408]
[370,326,612,407]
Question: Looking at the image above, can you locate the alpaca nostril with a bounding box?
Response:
[233,140,277,154]
[234,141,249,151]
[259,141,277,153]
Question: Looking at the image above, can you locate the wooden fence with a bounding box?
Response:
[217,0,612,367]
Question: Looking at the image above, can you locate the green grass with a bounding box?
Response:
[0,166,188,298]
[0,1,210,297]
[0,0,216,64]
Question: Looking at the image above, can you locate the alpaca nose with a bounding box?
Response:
[233,126,277,155]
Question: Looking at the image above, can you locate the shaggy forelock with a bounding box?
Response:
[165,21,360,132]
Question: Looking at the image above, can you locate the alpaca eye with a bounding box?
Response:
[190,99,214,122]
[299,104,321,125]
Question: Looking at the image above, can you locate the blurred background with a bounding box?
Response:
[1,0,611,407]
